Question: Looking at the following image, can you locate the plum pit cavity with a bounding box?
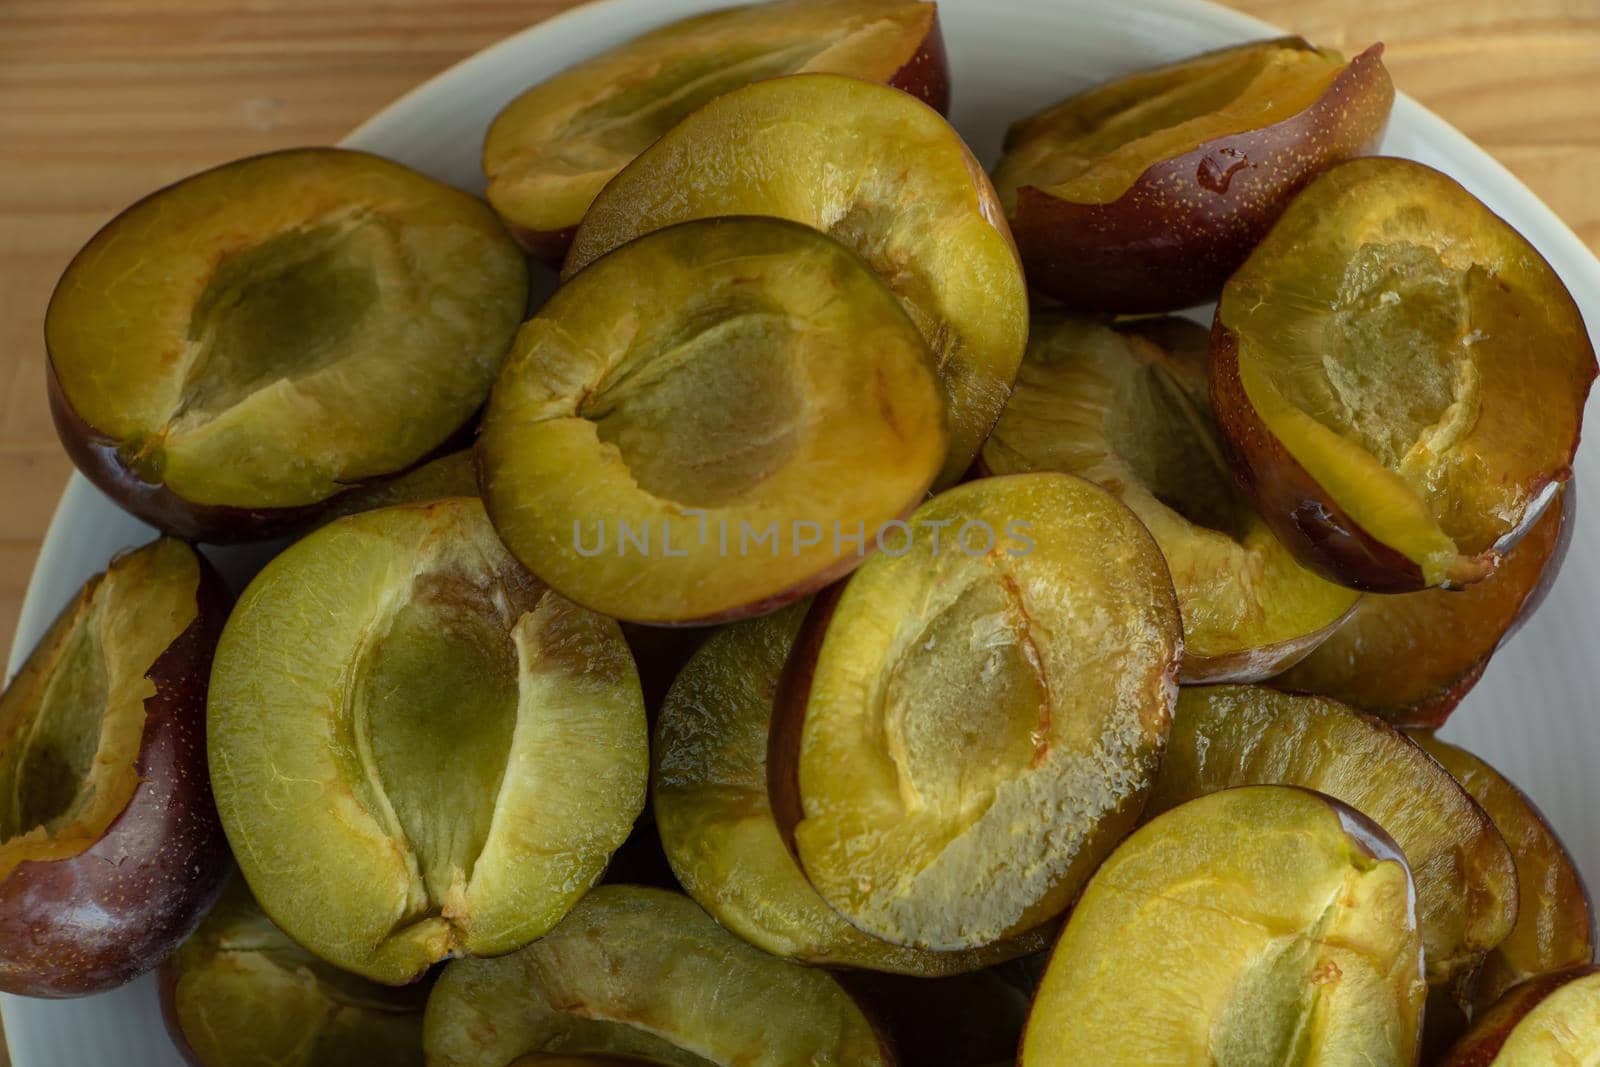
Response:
[0,614,108,839]
[585,296,803,508]
[176,220,384,427]
[350,564,524,919]
[1319,240,1481,473]
[881,574,1051,820]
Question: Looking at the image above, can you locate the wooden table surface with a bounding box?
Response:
[0,0,1597,1058]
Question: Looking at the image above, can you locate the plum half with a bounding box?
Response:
[1277,488,1569,728]
[1440,966,1600,1066]
[46,148,528,542]
[0,537,230,997]
[993,37,1393,312]
[1413,734,1594,1012]
[207,497,647,984]
[565,73,1028,487]
[422,885,891,1067]
[480,216,946,625]
[771,473,1183,951]
[1020,785,1425,1065]
[981,312,1358,681]
[483,0,947,262]
[161,876,427,1067]
[654,602,1050,974]
[1212,156,1598,592]
[1148,685,1518,985]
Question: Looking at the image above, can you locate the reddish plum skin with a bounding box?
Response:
[0,556,233,997]
[1010,43,1393,313]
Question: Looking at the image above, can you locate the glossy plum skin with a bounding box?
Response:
[1007,42,1392,313]
[766,584,842,859]
[0,553,233,998]
[892,10,950,113]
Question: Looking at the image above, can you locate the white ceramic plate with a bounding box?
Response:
[6,0,1600,1061]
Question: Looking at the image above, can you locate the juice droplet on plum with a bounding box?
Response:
[1197,148,1249,193]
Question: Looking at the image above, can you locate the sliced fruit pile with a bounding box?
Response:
[3,1,1596,1064]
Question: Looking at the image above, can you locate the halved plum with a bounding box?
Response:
[1020,786,1425,1065]
[1212,156,1598,592]
[481,216,946,625]
[0,537,230,997]
[981,312,1358,681]
[1439,966,1600,1066]
[46,148,528,542]
[993,37,1392,312]
[207,497,647,984]
[1277,489,1569,727]
[654,602,1049,974]
[1413,734,1594,1010]
[161,876,427,1067]
[422,885,891,1066]
[483,0,947,262]
[565,73,1027,486]
[1147,685,1518,985]
[771,473,1183,951]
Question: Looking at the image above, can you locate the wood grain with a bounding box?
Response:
[0,1,1596,1052]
